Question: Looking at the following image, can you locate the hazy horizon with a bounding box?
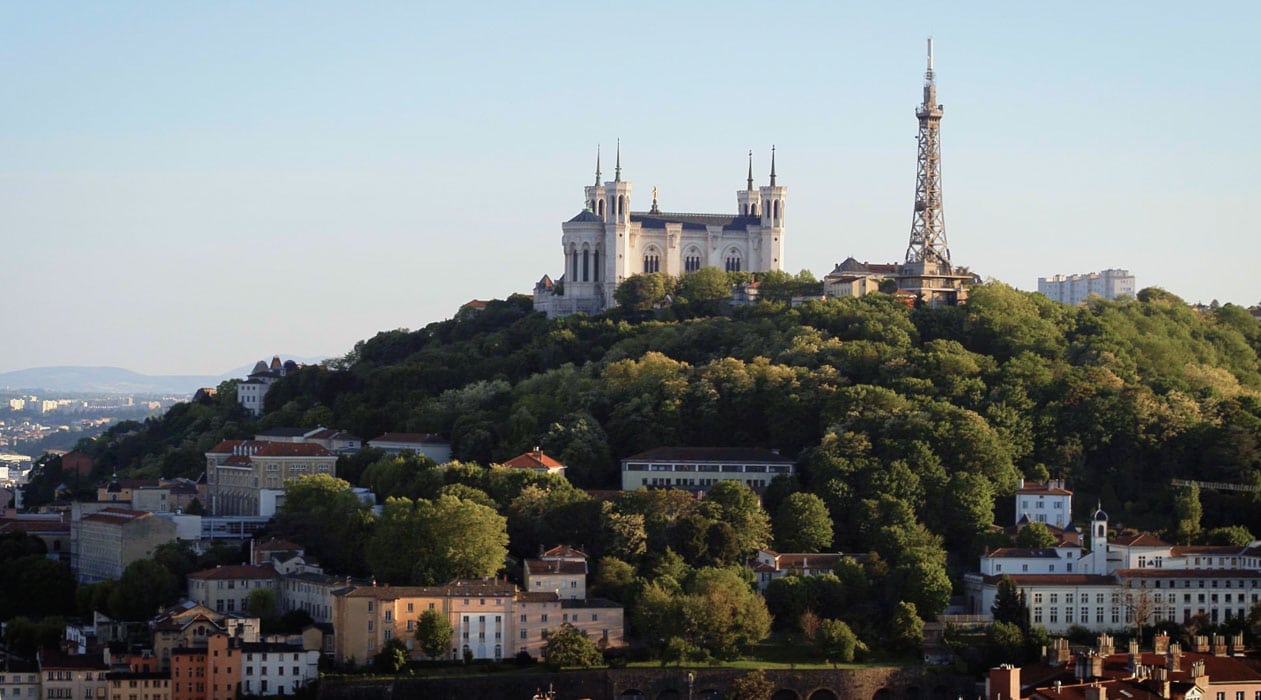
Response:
[4,2,1258,375]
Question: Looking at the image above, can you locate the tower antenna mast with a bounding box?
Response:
[905,36,950,267]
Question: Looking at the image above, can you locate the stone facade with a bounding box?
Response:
[73,507,177,582]
[534,149,787,318]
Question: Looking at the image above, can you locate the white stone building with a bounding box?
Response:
[534,147,787,317]
[1037,269,1136,305]
[1015,478,1073,528]
[964,499,1261,633]
[619,446,794,491]
[238,642,319,696]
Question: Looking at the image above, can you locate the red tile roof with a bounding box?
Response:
[369,432,445,444]
[1169,545,1244,556]
[251,442,334,458]
[207,440,246,454]
[541,544,587,559]
[188,564,280,581]
[82,507,153,525]
[981,574,1115,586]
[524,560,587,575]
[502,450,564,470]
[1111,533,1173,547]
[1114,568,1261,579]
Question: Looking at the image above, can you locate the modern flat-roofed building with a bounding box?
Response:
[1037,269,1136,305]
[366,433,452,463]
[620,446,794,491]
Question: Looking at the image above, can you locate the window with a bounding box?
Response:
[643,253,660,274]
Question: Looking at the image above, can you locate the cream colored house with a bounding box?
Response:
[331,579,625,665]
[523,545,588,600]
[186,565,280,615]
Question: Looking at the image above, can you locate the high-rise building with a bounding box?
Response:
[1037,269,1136,304]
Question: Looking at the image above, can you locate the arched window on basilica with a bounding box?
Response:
[725,254,742,272]
[684,250,702,273]
[643,251,660,273]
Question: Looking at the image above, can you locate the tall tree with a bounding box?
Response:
[990,575,1028,630]
[414,608,452,660]
[701,481,772,559]
[774,492,833,552]
[1171,484,1203,544]
[275,474,374,576]
[544,623,603,670]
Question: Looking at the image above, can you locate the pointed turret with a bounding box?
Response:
[614,139,622,182]
[769,145,777,187]
[746,150,754,192]
[594,144,601,186]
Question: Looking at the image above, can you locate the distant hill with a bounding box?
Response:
[0,356,330,395]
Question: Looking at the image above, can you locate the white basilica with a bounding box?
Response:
[533,146,787,317]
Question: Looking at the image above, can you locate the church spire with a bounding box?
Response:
[594,144,601,186]
[614,139,622,182]
[746,150,754,191]
[769,145,777,187]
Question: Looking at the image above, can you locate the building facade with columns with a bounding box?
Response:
[534,146,787,317]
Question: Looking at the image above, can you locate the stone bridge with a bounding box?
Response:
[321,665,976,700]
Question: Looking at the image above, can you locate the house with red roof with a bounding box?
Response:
[500,449,566,477]
[523,545,588,599]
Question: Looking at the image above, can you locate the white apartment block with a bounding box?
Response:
[1015,478,1073,528]
[1037,268,1136,305]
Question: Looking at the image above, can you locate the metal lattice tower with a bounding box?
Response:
[905,37,950,268]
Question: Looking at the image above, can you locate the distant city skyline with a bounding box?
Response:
[3,2,1258,375]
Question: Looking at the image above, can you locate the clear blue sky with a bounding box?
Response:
[3,2,1257,374]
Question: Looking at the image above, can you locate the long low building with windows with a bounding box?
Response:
[331,579,624,665]
[619,447,794,491]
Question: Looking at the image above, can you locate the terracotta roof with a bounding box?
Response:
[772,553,847,569]
[82,507,153,525]
[541,544,587,559]
[1169,545,1244,556]
[623,446,793,464]
[985,547,1065,559]
[207,440,246,454]
[1016,482,1073,496]
[188,565,280,581]
[1114,568,1261,579]
[981,574,1115,586]
[340,580,518,600]
[1111,533,1173,547]
[251,442,334,458]
[461,299,491,310]
[0,519,70,534]
[369,432,445,444]
[524,559,586,576]
[502,450,564,470]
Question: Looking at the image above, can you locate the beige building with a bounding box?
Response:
[331,580,624,666]
[105,672,170,700]
[39,652,109,700]
[186,565,280,615]
[73,507,177,582]
[0,657,39,700]
[205,441,336,516]
[523,545,588,600]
